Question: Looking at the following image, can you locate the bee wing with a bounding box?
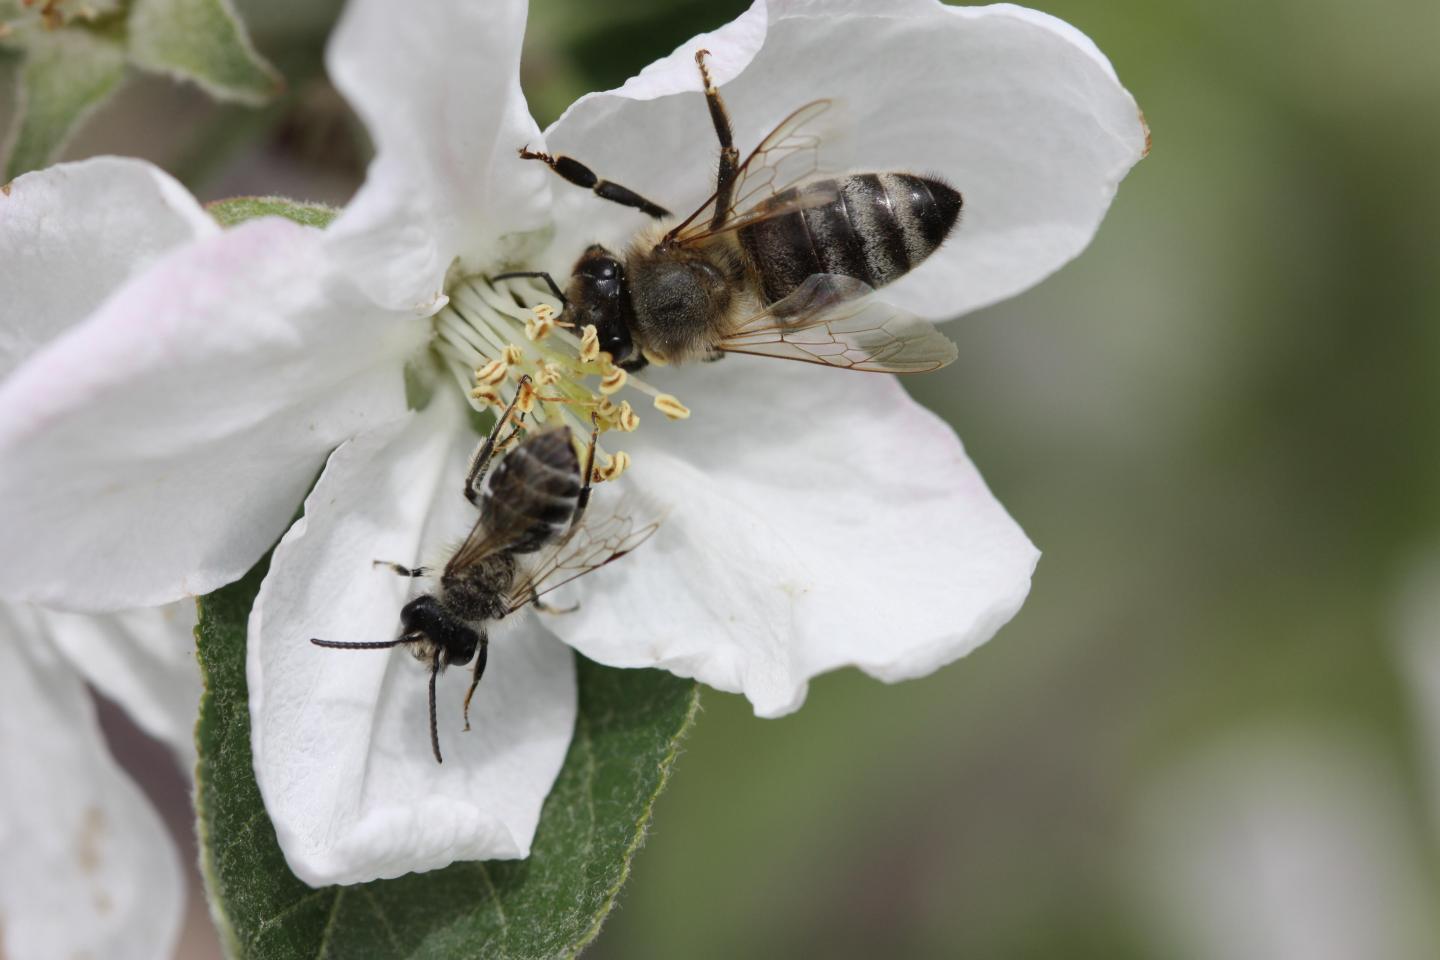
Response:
[443,518,513,579]
[443,492,552,579]
[668,98,852,244]
[718,274,959,373]
[504,511,660,615]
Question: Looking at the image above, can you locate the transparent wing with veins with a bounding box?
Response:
[668,98,853,245]
[719,274,959,373]
[504,511,661,614]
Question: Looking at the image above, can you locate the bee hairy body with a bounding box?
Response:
[737,173,963,304]
[477,429,582,556]
[311,420,602,764]
[612,172,961,367]
[533,53,963,375]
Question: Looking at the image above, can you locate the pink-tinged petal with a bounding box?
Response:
[0,216,425,611]
[552,358,1038,717]
[326,0,551,312]
[40,602,201,768]
[250,395,576,886]
[0,609,183,960]
[0,157,216,378]
[543,0,1145,320]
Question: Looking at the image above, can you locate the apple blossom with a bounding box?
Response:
[0,0,1146,886]
[0,601,199,960]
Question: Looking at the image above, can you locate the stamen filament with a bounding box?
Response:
[433,273,690,482]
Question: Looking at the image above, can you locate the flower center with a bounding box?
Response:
[432,274,689,483]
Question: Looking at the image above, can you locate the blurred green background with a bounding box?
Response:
[20,0,1440,956]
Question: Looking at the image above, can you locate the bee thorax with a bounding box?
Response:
[441,552,517,622]
[627,248,734,363]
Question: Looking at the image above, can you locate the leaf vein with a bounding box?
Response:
[314,888,345,960]
[361,886,403,956]
[244,888,331,952]
[471,860,510,947]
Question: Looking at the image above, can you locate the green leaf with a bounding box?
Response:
[3,27,126,180]
[127,0,283,105]
[195,554,700,959]
[206,195,338,229]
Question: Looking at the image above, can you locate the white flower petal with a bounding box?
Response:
[0,157,216,379]
[0,609,183,960]
[326,0,552,311]
[1134,732,1436,960]
[555,358,1037,717]
[250,396,576,886]
[39,602,201,768]
[0,216,425,611]
[543,0,1145,319]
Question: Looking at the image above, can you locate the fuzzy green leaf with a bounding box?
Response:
[127,0,283,105]
[206,195,338,229]
[195,552,700,960]
[3,27,126,180]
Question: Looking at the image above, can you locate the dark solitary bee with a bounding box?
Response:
[498,50,961,374]
[311,381,657,763]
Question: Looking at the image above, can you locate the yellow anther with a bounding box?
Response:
[501,343,525,365]
[592,398,618,429]
[579,325,602,364]
[599,365,627,395]
[515,379,537,414]
[653,393,690,420]
[593,451,631,483]
[525,304,556,341]
[615,401,640,432]
[535,362,562,387]
[469,385,502,407]
[474,358,508,387]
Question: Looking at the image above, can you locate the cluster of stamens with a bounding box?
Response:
[432,275,689,484]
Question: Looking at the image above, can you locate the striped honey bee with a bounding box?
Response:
[499,50,962,375]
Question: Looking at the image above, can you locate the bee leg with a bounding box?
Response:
[461,631,490,733]
[372,560,430,578]
[428,657,443,764]
[466,375,532,505]
[490,270,568,307]
[695,49,739,230]
[568,417,601,533]
[518,148,671,220]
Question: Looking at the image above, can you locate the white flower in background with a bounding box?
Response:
[0,601,200,960]
[0,0,1145,886]
[1132,729,1437,960]
[1128,556,1440,960]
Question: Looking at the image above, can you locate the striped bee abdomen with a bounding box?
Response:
[738,173,962,305]
[481,428,581,554]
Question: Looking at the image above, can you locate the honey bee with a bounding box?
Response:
[499,50,961,375]
[311,380,658,764]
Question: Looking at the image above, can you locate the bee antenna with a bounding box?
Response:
[309,638,404,649]
[429,658,443,764]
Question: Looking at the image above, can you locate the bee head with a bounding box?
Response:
[566,244,643,369]
[398,595,480,666]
